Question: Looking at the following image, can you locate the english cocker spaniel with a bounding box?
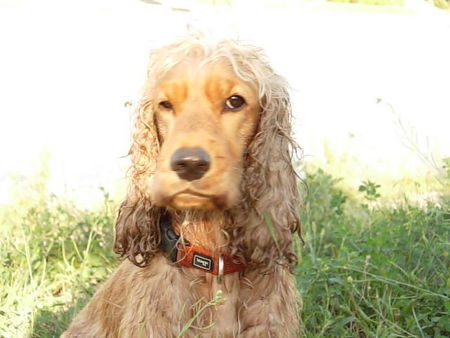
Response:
[63,36,302,338]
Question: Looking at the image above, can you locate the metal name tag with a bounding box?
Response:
[193,253,213,271]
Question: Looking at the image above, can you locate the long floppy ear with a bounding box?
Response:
[113,96,163,267]
[236,73,301,272]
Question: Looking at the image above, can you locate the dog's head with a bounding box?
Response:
[115,37,300,268]
[149,57,261,210]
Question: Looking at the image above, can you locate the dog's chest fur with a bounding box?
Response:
[171,214,243,336]
[115,257,244,337]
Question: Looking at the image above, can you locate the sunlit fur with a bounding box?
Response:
[63,36,302,337]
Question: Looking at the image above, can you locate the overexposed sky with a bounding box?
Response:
[1,0,449,204]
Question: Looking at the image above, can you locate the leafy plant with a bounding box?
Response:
[358,180,381,202]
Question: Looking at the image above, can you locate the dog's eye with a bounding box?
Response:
[159,101,173,110]
[224,95,246,111]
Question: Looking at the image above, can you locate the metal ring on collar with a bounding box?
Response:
[218,254,224,283]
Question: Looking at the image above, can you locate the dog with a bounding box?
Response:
[63,36,302,337]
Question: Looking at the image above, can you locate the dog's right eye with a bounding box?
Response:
[159,101,173,110]
[224,95,246,111]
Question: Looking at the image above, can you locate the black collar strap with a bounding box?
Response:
[159,213,184,262]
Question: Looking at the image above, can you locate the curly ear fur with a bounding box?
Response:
[232,70,301,272]
[114,95,163,267]
[113,39,202,268]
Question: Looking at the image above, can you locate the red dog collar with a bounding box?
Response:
[176,244,245,278]
[159,213,246,280]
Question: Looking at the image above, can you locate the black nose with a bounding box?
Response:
[170,147,211,181]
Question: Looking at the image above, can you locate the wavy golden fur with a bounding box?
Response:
[63,36,302,337]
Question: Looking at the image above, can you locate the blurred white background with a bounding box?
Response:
[1,0,449,205]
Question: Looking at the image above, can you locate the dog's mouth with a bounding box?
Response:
[179,189,211,199]
[149,170,240,210]
[168,189,228,210]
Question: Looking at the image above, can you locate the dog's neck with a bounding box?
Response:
[171,210,231,253]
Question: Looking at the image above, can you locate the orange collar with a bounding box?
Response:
[159,213,246,278]
[176,244,246,277]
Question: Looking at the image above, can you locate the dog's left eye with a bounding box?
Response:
[159,101,173,110]
[224,95,246,111]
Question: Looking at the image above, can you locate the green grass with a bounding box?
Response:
[0,163,448,337]
[0,186,118,337]
[297,168,449,337]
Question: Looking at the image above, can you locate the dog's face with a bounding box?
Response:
[149,60,261,210]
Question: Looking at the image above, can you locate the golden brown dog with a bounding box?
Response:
[63,36,302,337]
